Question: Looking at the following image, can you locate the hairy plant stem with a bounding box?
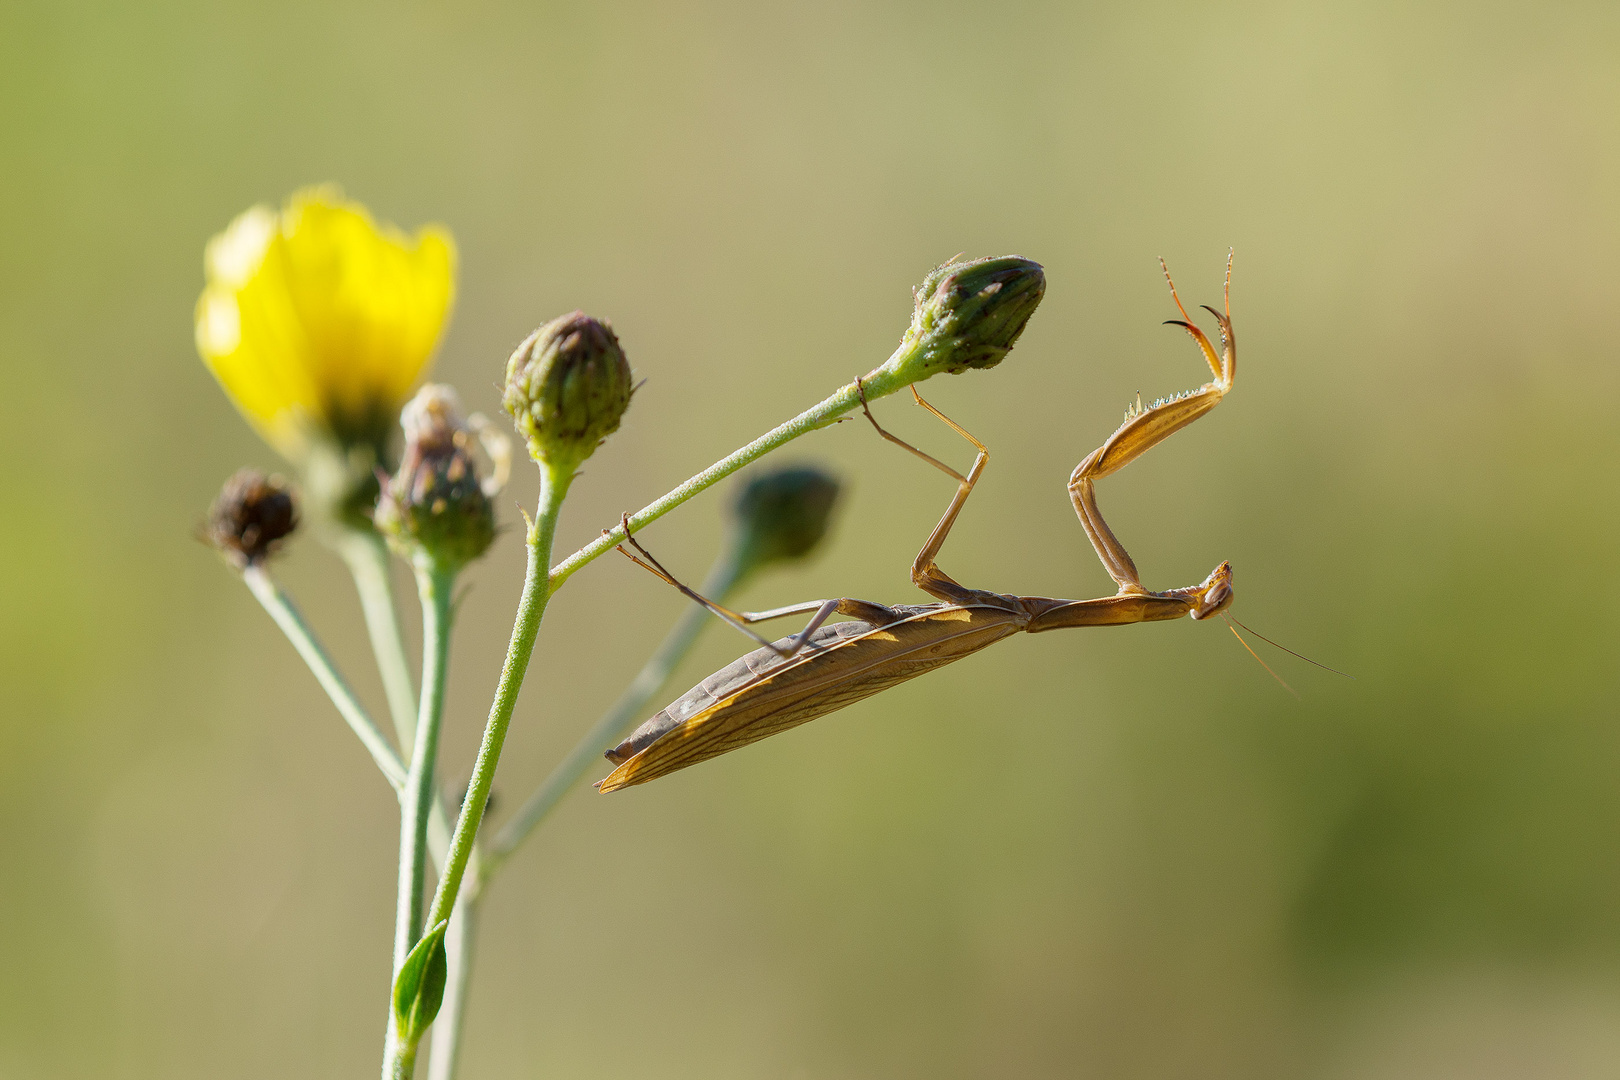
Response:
[382,561,457,1078]
[394,563,457,972]
[424,893,479,1080]
[388,1041,419,1080]
[484,548,747,874]
[242,564,406,790]
[241,565,461,877]
[547,360,919,593]
[417,459,571,961]
[418,369,898,1073]
[383,467,569,1078]
[421,547,745,1080]
[332,529,466,872]
[388,359,932,1076]
[338,530,422,757]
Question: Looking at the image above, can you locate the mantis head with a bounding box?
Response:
[1188,561,1234,620]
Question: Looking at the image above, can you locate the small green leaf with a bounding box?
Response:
[392,920,450,1044]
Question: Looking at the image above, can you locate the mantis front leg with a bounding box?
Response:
[1069,254,1235,595]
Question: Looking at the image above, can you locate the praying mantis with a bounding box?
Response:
[598,257,1239,793]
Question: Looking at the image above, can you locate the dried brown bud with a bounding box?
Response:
[206,469,298,568]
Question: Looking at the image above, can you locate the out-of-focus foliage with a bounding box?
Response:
[4,2,1620,1077]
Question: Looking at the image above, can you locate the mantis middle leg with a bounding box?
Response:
[854,381,991,606]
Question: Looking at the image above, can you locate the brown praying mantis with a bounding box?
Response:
[597,257,1243,793]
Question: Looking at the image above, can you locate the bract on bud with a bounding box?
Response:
[876,255,1045,386]
[206,469,299,568]
[503,312,634,472]
[731,466,841,580]
[375,385,499,569]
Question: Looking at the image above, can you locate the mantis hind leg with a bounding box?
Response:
[856,380,987,604]
[615,515,897,657]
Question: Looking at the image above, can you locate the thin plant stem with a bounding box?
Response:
[423,546,746,1079]
[484,549,746,874]
[242,564,406,791]
[242,564,461,875]
[393,363,921,1075]
[393,563,457,973]
[547,360,920,594]
[428,552,754,1077]
[424,462,572,939]
[387,1040,420,1080]
[334,532,466,876]
[385,464,567,1074]
[423,894,480,1080]
[339,530,422,757]
[334,531,467,876]
[383,561,457,1078]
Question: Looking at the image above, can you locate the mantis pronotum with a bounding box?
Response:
[598,257,1239,792]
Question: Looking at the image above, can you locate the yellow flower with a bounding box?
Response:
[195,186,456,462]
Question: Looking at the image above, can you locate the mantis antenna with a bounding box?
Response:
[1222,612,1355,697]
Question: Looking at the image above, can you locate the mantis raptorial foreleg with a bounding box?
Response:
[1067,253,1235,594]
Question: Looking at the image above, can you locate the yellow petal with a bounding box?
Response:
[195,186,457,461]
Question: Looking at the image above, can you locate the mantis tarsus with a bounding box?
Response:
[597,258,1239,793]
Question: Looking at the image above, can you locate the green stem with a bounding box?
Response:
[426,543,749,1076]
[241,564,406,791]
[483,549,746,875]
[547,358,919,593]
[382,561,456,1080]
[394,563,456,973]
[423,894,480,1080]
[388,458,561,1074]
[386,360,920,1074]
[423,463,572,934]
[386,1042,418,1080]
[339,530,422,758]
[332,532,463,876]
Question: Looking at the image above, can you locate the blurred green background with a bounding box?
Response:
[6,0,1620,1076]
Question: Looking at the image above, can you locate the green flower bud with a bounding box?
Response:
[883,255,1045,384]
[730,466,841,580]
[503,312,634,472]
[205,469,299,568]
[375,385,499,569]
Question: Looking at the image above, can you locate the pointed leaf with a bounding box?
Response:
[392,920,450,1044]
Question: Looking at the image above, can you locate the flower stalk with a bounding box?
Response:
[241,564,407,790]
[384,464,571,1077]
[484,547,747,874]
[424,463,570,934]
[547,253,1041,591]
[485,465,840,872]
[393,564,456,972]
[338,531,423,757]
[423,896,479,1080]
